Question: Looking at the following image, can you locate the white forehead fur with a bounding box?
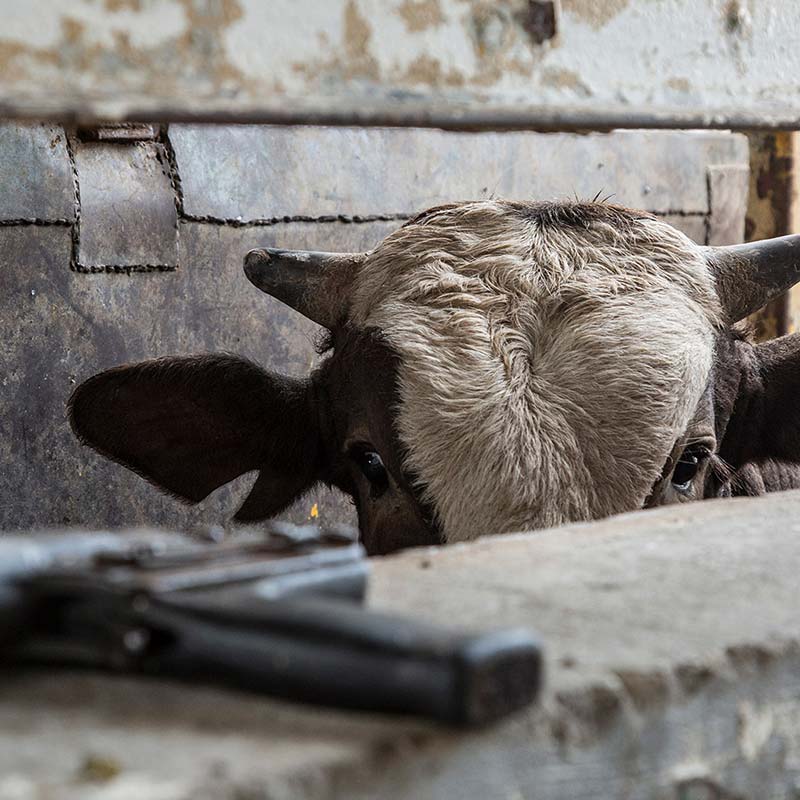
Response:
[348,200,721,542]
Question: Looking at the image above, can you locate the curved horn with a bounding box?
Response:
[243,248,365,329]
[705,235,800,323]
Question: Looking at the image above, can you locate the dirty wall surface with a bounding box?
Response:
[1,1,798,131]
[0,125,749,532]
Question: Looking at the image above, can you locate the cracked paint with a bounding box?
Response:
[1,0,799,129]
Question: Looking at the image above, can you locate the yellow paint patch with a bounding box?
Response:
[77,754,122,783]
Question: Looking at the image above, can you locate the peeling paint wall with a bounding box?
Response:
[1,1,800,128]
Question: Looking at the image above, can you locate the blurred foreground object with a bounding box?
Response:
[0,524,541,726]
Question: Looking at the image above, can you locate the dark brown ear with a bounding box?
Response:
[68,354,321,521]
[752,334,800,463]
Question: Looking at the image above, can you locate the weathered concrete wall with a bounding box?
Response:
[0,125,749,533]
[3,491,800,798]
[1,1,800,131]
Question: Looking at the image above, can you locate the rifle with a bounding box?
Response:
[0,524,542,726]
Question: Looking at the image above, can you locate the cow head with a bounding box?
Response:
[69,201,800,554]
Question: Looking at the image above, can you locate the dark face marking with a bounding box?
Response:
[645,381,717,507]
[68,336,441,557]
[648,328,800,506]
[312,328,441,555]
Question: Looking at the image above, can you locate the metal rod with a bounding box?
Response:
[4,100,800,132]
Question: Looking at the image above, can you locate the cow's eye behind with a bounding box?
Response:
[671,445,710,491]
[349,446,390,496]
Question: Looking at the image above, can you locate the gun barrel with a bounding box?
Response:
[0,530,542,725]
[106,592,542,726]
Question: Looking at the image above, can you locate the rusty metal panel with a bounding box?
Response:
[171,126,748,220]
[745,132,796,339]
[0,124,74,222]
[1,1,800,130]
[73,141,178,270]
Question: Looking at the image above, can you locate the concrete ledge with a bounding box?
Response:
[2,491,800,798]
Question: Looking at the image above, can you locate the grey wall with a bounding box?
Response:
[0,124,749,533]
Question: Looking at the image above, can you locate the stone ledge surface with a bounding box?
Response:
[2,491,800,799]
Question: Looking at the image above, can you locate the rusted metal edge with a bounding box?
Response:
[3,98,800,132]
[0,218,72,227]
[745,132,797,338]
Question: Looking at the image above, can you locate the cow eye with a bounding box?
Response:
[349,447,389,495]
[671,445,710,491]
